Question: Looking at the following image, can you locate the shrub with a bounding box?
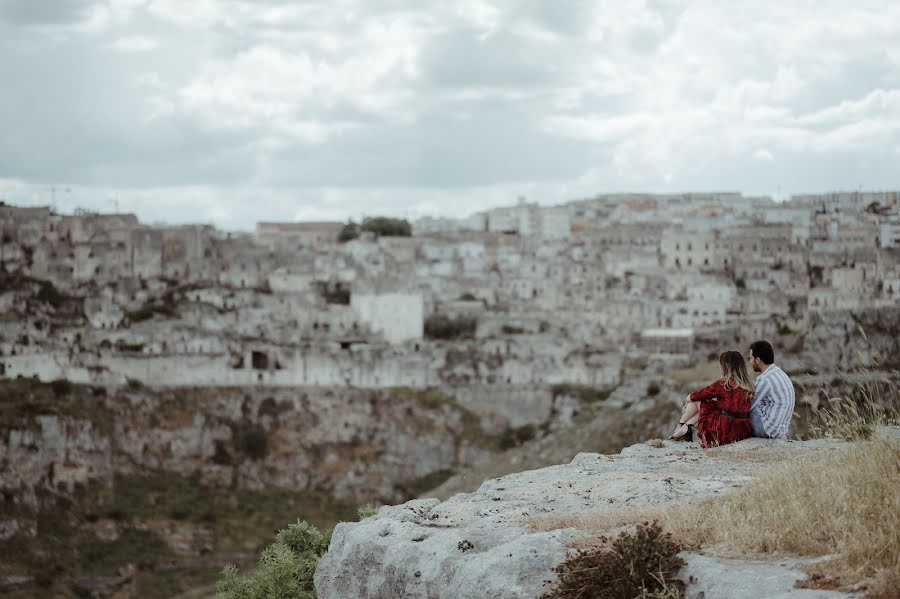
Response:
[126,378,143,390]
[239,425,269,460]
[424,314,477,340]
[540,521,685,599]
[216,520,329,599]
[501,324,525,335]
[356,505,379,520]
[360,216,411,237]
[646,382,661,397]
[36,280,68,308]
[499,423,537,450]
[50,378,73,397]
[318,282,350,305]
[338,221,359,243]
[457,292,478,302]
[550,384,611,404]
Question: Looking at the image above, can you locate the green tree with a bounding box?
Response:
[360,217,411,237]
[338,221,359,243]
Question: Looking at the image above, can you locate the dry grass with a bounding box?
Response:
[527,437,900,597]
[805,370,900,441]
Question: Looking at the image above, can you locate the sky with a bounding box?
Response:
[0,0,899,230]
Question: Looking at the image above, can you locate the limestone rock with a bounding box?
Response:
[316,436,862,599]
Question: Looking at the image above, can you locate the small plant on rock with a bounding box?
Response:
[217,519,330,599]
[540,521,685,599]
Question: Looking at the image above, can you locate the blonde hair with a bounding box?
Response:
[719,350,755,402]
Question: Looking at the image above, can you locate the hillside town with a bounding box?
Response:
[1,191,898,391]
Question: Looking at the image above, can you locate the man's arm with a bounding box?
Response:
[750,376,770,412]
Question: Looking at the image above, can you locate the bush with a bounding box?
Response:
[501,324,525,335]
[239,425,269,460]
[318,282,350,305]
[550,384,611,404]
[424,314,477,340]
[457,292,478,301]
[217,520,329,599]
[499,423,537,450]
[126,378,143,390]
[36,280,68,308]
[646,382,661,397]
[50,379,73,397]
[360,217,411,237]
[540,521,685,599]
[356,505,379,520]
[338,221,359,243]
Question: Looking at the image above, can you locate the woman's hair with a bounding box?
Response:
[719,350,754,400]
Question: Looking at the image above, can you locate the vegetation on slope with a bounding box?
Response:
[216,507,378,599]
[0,472,357,599]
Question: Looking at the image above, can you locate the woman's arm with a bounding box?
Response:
[689,379,723,402]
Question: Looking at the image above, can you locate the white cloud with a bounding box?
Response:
[753,149,774,161]
[110,35,157,51]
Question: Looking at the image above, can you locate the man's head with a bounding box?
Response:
[748,340,775,373]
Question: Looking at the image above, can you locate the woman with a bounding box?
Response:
[670,350,754,448]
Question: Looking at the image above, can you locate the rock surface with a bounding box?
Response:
[0,385,495,510]
[316,435,866,599]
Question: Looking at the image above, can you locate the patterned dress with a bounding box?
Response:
[689,377,753,448]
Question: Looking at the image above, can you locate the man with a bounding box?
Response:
[748,340,795,439]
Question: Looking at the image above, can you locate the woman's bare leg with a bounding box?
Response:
[672,397,699,438]
[681,398,700,425]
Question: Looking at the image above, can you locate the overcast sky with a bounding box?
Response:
[1,0,899,230]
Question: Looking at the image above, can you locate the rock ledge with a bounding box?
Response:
[315,436,865,598]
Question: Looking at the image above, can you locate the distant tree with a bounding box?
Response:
[338,221,360,243]
[424,314,477,340]
[360,217,411,237]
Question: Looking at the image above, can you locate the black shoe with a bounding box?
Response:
[671,424,694,442]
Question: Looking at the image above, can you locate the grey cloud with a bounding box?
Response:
[0,0,94,26]
[264,96,605,188]
[418,28,570,90]
[792,54,900,114]
[507,0,598,37]
[0,29,258,188]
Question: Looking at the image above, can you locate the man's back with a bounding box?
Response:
[750,364,795,438]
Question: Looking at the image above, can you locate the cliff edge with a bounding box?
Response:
[314,433,892,598]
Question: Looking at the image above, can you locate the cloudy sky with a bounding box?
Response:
[1,0,899,230]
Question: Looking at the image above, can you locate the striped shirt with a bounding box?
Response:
[749,364,795,439]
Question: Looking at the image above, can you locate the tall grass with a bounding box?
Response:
[801,366,899,441]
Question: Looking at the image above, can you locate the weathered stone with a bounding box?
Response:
[316,435,870,599]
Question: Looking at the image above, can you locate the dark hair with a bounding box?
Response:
[749,340,774,365]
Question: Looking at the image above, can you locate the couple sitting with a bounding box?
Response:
[670,340,795,448]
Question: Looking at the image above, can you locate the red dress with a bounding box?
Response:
[689,377,753,448]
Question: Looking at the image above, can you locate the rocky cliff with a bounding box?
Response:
[0,380,501,597]
[315,433,887,598]
[1,382,498,511]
